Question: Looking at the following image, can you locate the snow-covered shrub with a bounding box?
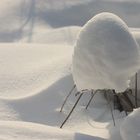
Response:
[72,12,140,92]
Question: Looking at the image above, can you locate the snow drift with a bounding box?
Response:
[73,12,140,92]
[120,108,140,140]
[0,43,73,99]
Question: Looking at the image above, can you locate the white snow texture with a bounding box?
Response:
[120,108,140,140]
[73,12,140,92]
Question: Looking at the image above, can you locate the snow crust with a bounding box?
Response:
[120,108,140,140]
[73,12,140,92]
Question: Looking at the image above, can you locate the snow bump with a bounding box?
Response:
[73,12,140,92]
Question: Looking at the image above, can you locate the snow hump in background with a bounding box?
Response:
[73,12,140,92]
[120,108,140,140]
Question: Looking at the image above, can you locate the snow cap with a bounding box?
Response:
[73,12,140,92]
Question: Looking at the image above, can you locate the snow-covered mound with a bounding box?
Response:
[73,12,140,92]
[120,108,140,140]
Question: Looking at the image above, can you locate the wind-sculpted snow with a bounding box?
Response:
[0,44,73,99]
[73,13,140,92]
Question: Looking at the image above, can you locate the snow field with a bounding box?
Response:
[0,0,140,140]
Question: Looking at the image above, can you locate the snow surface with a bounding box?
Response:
[73,12,140,92]
[0,121,103,140]
[1,0,140,43]
[0,43,73,99]
[0,81,125,140]
[120,108,140,140]
[0,0,140,140]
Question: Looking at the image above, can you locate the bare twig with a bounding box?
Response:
[60,92,83,128]
[135,73,138,108]
[86,90,98,109]
[60,85,76,112]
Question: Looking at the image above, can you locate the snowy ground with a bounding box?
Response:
[0,0,140,140]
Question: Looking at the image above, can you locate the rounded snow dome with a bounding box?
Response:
[73,12,140,92]
[120,109,140,140]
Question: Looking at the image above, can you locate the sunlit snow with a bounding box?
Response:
[0,1,140,140]
[73,12,140,92]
